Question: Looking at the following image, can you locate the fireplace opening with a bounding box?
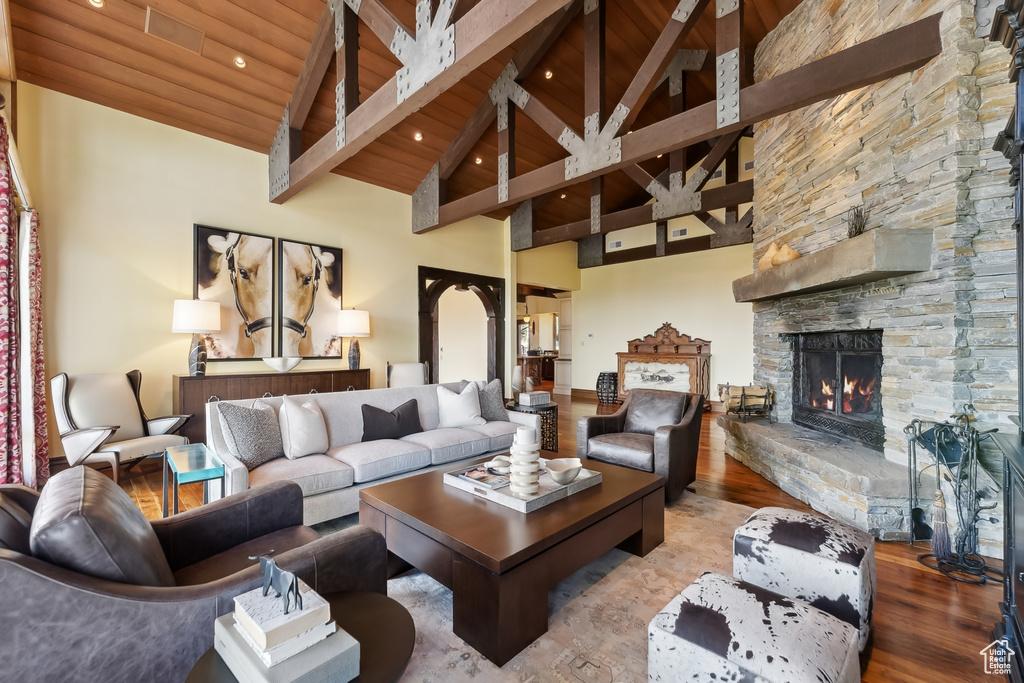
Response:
[793,330,884,450]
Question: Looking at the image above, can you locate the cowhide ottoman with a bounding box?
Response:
[733,507,876,660]
[648,572,859,683]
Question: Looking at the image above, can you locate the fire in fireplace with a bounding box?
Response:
[793,330,884,450]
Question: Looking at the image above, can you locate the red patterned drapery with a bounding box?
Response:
[0,117,47,488]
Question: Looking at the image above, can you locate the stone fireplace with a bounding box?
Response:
[715,0,1018,556]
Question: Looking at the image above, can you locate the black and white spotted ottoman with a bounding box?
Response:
[733,507,876,659]
[648,572,860,682]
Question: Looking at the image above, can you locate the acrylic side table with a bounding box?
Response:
[507,401,559,452]
[163,443,225,517]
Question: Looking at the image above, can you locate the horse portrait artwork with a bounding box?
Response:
[194,225,275,359]
[278,239,343,358]
[254,555,303,615]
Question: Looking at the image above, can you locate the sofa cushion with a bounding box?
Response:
[361,399,423,442]
[437,384,486,428]
[328,441,431,483]
[29,466,175,587]
[0,492,32,554]
[587,432,655,471]
[248,455,354,496]
[279,396,329,459]
[401,428,491,465]
[462,421,520,452]
[218,399,284,471]
[461,379,509,422]
[173,525,320,587]
[624,390,687,435]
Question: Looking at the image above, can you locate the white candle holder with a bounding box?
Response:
[509,426,541,498]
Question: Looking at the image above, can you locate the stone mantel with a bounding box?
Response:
[732,228,934,303]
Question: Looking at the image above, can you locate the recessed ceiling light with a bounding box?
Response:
[414,132,423,142]
[233,56,246,68]
[475,157,482,164]
[544,70,553,79]
[627,130,633,135]
[89,0,104,7]
[560,193,566,199]
[657,154,663,158]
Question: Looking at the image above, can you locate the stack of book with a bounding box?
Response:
[213,579,359,683]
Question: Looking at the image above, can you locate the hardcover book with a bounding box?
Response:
[234,619,336,667]
[234,579,331,650]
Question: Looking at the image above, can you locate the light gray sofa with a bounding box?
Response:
[206,382,541,524]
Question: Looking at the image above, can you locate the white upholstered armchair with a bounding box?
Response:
[50,370,190,483]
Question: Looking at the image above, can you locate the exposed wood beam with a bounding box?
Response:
[435,14,943,229]
[348,0,414,50]
[336,4,360,120]
[0,0,15,82]
[273,0,569,204]
[585,0,605,235]
[289,7,336,131]
[530,179,753,249]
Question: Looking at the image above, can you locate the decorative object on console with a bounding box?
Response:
[279,396,328,459]
[847,206,867,239]
[509,426,541,498]
[278,239,343,358]
[262,357,301,373]
[758,241,780,272]
[337,308,370,370]
[770,243,801,266]
[617,322,711,410]
[194,224,275,360]
[172,299,221,376]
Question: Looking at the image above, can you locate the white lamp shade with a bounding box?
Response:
[172,299,221,334]
[338,309,370,337]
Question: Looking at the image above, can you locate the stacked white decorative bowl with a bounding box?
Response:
[508,426,541,498]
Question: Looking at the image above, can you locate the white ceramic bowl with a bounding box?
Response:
[546,458,582,485]
[262,357,301,372]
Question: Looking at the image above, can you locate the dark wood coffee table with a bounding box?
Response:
[358,458,664,666]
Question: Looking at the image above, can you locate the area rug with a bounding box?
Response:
[389,494,755,682]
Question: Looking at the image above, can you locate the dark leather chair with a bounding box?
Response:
[0,466,388,683]
[578,389,704,504]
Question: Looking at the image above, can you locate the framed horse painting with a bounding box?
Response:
[194,224,276,359]
[277,238,343,358]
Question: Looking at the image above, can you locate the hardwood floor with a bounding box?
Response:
[116,387,1002,682]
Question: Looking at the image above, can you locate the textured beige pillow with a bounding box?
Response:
[771,243,801,266]
[279,395,329,459]
[758,242,779,271]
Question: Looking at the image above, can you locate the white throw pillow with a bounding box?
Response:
[437,383,486,428]
[279,395,329,459]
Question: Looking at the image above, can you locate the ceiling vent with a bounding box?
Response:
[145,8,204,53]
[607,239,623,250]
[744,160,755,171]
[711,169,723,180]
[671,227,688,239]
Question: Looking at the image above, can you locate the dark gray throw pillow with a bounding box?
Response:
[362,399,424,441]
[217,399,284,471]
[460,379,509,422]
[29,466,175,587]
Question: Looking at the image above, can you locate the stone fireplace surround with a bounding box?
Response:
[716,0,1018,557]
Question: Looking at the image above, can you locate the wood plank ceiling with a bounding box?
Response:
[10,0,800,230]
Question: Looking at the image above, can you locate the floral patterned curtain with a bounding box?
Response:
[0,117,47,487]
[24,210,48,488]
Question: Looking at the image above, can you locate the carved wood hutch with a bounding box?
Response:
[616,323,711,410]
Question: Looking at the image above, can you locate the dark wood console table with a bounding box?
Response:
[174,369,369,445]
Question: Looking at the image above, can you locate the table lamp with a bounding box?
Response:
[338,309,370,370]
[172,299,221,376]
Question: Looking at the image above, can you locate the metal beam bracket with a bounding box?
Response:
[329,0,346,50]
[488,62,530,109]
[562,103,629,180]
[716,0,739,18]
[269,107,291,200]
[672,0,701,23]
[510,200,534,251]
[649,170,702,219]
[716,48,740,128]
[976,0,999,38]
[342,0,362,12]
[498,153,510,202]
[412,163,441,233]
[335,79,347,149]
[393,0,457,104]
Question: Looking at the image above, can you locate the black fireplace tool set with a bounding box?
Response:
[906,406,1003,585]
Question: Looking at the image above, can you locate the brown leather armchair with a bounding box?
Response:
[0,468,388,683]
[577,389,704,504]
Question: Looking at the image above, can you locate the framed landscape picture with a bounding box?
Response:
[194,224,276,359]
[277,238,343,358]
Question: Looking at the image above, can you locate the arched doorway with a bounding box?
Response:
[418,266,504,384]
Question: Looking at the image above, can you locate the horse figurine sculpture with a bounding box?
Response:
[251,554,303,614]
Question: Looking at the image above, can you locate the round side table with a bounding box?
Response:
[186,591,414,683]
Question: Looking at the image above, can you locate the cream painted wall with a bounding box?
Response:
[516,241,580,291]
[572,244,755,394]
[437,287,487,383]
[17,84,503,457]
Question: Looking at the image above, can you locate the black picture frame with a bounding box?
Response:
[194,224,276,360]
[277,238,343,358]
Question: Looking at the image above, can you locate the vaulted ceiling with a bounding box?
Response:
[9,0,801,232]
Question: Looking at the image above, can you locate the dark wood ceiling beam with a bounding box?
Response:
[289,6,338,131]
[274,0,568,204]
[347,0,414,52]
[435,13,943,230]
[585,0,605,236]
